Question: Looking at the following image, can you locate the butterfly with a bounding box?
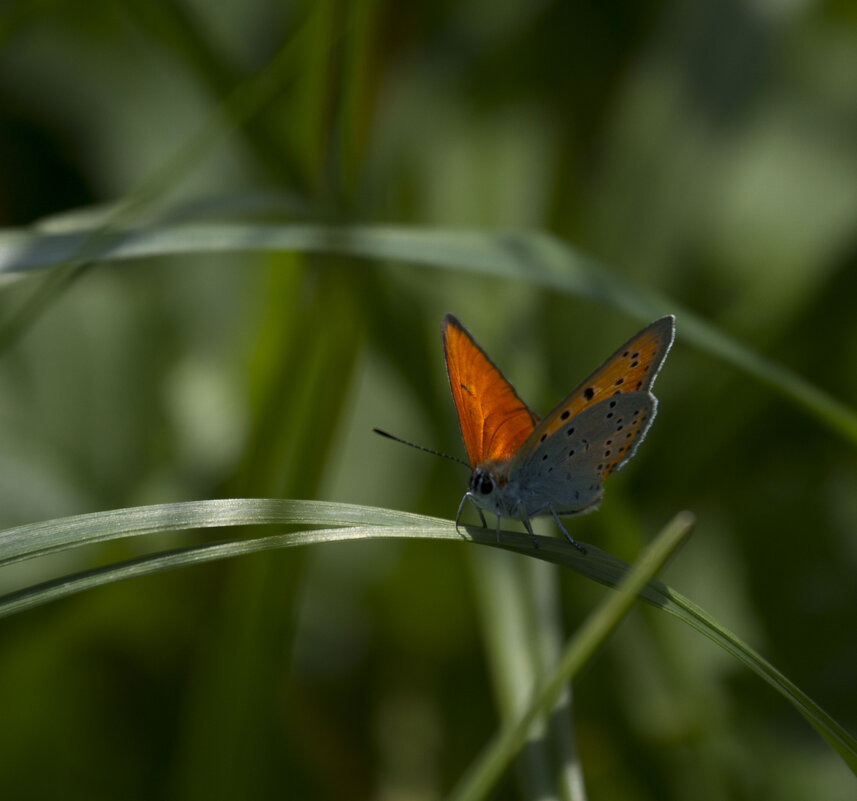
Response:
[440,313,674,552]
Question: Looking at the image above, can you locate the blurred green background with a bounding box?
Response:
[1,0,857,799]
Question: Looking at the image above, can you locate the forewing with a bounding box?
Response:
[515,392,656,514]
[442,314,538,467]
[512,316,673,468]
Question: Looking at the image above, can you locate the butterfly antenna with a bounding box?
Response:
[372,428,469,469]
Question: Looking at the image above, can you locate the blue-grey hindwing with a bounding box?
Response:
[515,392,656,515]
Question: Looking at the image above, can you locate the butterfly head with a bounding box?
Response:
[468,459,518,517]
[469,464,497,497]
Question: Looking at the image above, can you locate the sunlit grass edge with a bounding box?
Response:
[0,498,854,774]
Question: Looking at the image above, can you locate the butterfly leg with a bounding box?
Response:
[515,505,539,549]
[550,507,586,555]
[455,494,469,536]
[456,494,489,538]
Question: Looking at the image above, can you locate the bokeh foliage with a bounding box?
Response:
[1,1,857,799]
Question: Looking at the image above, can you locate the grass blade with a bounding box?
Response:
[0,498,442,568]
[448,511,693,801]
[2,223,854,444]
[1,499,853,773]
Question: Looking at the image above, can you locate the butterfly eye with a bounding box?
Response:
[470,469,494,495]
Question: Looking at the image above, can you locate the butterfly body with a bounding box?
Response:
[443,314,674,550]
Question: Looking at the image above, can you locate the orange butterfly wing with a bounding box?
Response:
[512,316,674,476]
[442,314,538,467]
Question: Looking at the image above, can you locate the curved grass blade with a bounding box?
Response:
[0,524,455,619]
[0,498,443,568]
[449,511,693,801]
[0,499,854,773]
[2,223,854,444]
[495,534,857,775]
